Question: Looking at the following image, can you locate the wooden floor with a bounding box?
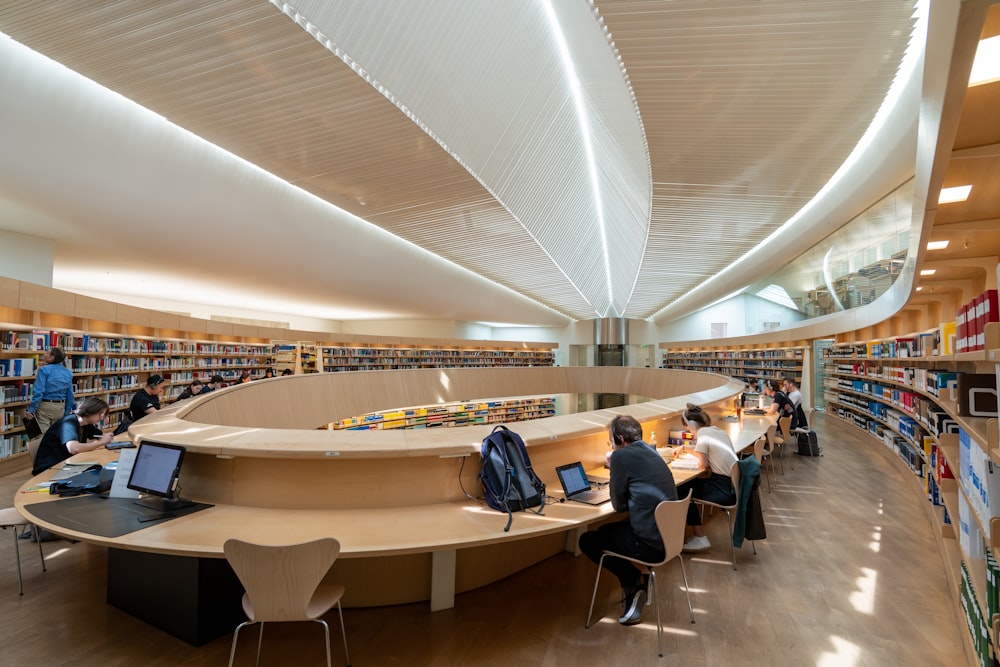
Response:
[0,413,968,666]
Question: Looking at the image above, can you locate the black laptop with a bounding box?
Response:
[555,461,611,505]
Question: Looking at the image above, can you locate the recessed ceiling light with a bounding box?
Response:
[938,185,971,204]
[920,269,936,276]
[916,286,923,292]
[969,35,1000,86]
[926,240,949,250]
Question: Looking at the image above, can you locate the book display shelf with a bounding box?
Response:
[273,341,318,375]
[332,396,557,430]
[0,279,558,469]
[0,327,273,461]
[822,322,1000,667]
[660,346,806,386]
[321,344,555,372]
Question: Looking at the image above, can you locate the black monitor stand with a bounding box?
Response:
[134,495,195,513]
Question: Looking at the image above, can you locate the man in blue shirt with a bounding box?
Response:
[26,347,75,449]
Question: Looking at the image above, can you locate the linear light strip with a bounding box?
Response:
[542,0,615,317]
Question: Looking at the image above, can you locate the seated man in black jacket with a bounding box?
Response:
[579,415,678,626]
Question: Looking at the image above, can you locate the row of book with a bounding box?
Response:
[0,433,27,459]
[2,330,274,355]
[336,398,557,430]
[830,362,997,419]
[956,289,998,354]
[0,357,35,378]
[663,348,803,359]
[959,427,1000,542]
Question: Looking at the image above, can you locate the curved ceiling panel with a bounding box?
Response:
[0,0,919,327]
[285,0,651,318]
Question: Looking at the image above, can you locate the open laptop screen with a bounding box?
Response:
[555,462,591,496]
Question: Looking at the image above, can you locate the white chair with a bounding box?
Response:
[692,461,742,570]
[224,538,350,667]
[586,491,695,658]
[0,507,47,595]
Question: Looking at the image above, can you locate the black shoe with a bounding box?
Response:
[619,586,646,625]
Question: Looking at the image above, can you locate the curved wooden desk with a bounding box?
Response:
[15,367,767,642]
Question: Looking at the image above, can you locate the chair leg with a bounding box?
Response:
[725,510,736,570]
[255,622,264,667]
[585,553,607,628]
[336,601,351,666]
[316,619,332,667]
[776,443,785,475]
[11,528,23,596]
[651,569,663,658]
[32,524,46,573]
[763,457,773,493]
[677,554,695,623]
[228,620,254,667]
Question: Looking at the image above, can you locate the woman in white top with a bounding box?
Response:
[679,403,738,552]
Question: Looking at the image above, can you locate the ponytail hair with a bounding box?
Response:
[682,403,711,428]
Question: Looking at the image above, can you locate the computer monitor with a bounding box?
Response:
[127,440,191,512]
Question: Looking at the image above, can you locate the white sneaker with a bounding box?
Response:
[683,535,711,552]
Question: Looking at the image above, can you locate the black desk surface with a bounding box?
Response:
[28,496,212,538]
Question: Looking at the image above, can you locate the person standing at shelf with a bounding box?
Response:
[262,368,276,379]
[32,396,113,475]
[677,403,739,553]
[25,347,76,447]
[579,415,678,626]
[129,374,164,422]
[176,379,204,401]
[280,368,293,376]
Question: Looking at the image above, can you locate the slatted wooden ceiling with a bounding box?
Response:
[0,0,918,324]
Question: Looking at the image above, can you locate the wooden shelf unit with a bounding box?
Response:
[333,396,557,430]
[321,344,555,372]
[821,332,999,665]
[0,328,274,460]
[0,278,559,466]
[660,345,806,387]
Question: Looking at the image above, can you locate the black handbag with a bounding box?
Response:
[49,464,114,497]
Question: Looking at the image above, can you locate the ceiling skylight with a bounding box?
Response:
[969,35,1000,86]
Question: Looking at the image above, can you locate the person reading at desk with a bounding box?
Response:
[579,415,677,626]
[764,379,794,423]
[32,397,113,475]
[129,374,164,422]
[679,403,738,553]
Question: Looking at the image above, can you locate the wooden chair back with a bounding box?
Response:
[777,416,792,439]
[653,490,693,565]
[223,538,340,622]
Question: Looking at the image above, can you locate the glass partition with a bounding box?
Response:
[745,179,914,330]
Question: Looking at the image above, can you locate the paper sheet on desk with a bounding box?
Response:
[670,455,702,470]
[108,448,141,499]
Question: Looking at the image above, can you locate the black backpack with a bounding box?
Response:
[479,425,545,531]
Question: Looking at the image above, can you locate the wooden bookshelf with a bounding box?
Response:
[333,396,557,430]
[821,333,999,663]
[321,344,555,372]
[0,278,559,465]
[660,345,807,393]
